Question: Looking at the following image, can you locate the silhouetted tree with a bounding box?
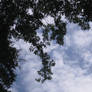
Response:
[0,0,92,91]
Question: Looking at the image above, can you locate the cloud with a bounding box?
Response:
[11,22,92,92]
[41,15,55,25]
[72,30,92,48]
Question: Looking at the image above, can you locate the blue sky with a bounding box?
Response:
[10,19,92,92]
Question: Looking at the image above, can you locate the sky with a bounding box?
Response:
[10,21,92,92]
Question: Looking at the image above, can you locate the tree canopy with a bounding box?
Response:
[0,0,92,91]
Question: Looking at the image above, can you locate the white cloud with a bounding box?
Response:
[27,8,33,15]
[81,51,92,63]
[11,22,92,92]
[72,30,92,48]
[41,15,55,25]
[62,75,92,92]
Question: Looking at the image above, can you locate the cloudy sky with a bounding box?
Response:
[10,21,92,92]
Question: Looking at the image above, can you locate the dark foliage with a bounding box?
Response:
[0,0,92,91]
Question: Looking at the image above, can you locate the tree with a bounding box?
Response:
[0,0,92,91]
